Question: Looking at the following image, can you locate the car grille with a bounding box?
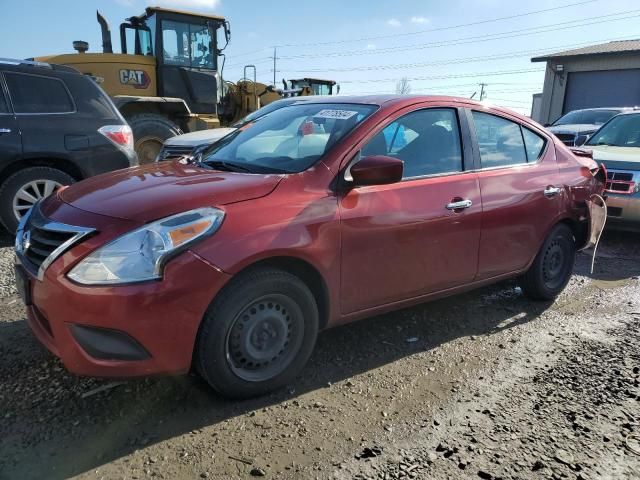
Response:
[554,133,576,146]
[16,205,94,279]
[157,144,195,161]
[605,169,638,195]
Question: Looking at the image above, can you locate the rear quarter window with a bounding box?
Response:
[5,72,74,114]
[62,75,121,120]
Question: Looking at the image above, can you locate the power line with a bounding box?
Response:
[339,68,544,84]
[279,9,640,60]
[271,0,598,48]
[280,35,634,73]
[343,82,543,95]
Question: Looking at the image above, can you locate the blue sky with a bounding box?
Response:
[2,0,639,114]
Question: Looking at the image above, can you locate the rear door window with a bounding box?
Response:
[5,73,74,114]
[472,112,527,168]
[521,127,546,162]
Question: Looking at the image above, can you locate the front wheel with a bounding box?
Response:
[520,223,576,301]
[196,268,319,399]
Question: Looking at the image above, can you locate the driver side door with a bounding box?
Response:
[339,106,482,314]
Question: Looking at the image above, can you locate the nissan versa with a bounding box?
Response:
[15,96,605,399]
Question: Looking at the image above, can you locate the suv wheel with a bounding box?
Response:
[128,114,183,165]
[0,167,74,233]
[520,223,576,301]
[196,268,319,399]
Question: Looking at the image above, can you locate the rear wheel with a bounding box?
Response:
[196,268,319,399]
[128,114,182,165]
[0,167,74,233]
[520,223,575,301]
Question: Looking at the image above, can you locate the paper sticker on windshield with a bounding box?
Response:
[314,109,358,120]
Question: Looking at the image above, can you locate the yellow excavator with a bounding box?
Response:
[35,7,338,163]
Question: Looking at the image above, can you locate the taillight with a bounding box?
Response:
[98,125,134,153]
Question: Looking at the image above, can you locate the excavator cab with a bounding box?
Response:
[114,7,230,114]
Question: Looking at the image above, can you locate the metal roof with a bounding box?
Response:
[145,6,225,21]
[532,39,640,62]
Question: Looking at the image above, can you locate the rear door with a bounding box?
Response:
[4,71,77,164]
[339,105,482,314]
[0,73,22,169]
[468,109,560,279]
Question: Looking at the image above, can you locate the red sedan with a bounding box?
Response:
[14,96,605,399]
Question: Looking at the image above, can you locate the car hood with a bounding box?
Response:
[548,124,599,135]
[163,128,236,147]
[589,145,640,171]
[59,161,283,222]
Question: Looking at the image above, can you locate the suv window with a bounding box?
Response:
[0,81,8,114]
[5,73,74,114]
[362,108,463,178]
[472,112,527,168]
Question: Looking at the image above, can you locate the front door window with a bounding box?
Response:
[162,20,215,69]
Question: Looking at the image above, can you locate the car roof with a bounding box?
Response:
[0,58,78,75]
[568,107,633,113]
[296,94,481,106]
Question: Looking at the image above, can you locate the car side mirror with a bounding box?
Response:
[350,155,403,187]
[543,123,551,127]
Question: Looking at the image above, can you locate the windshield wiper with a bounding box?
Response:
[203,160,255,173]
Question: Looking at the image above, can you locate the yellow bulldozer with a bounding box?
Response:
[35,7,338,163]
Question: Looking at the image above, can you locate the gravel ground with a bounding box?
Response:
[0,229,639,480]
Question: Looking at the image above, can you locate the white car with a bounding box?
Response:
[584,111,640,231]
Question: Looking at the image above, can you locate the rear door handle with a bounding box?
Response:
[544,186,561,197]
[446,199,473,210]
[0,128,11,135]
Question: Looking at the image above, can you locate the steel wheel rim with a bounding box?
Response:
[12,179,62,221]
[225,294,305,382]
[136,136,163,165]
[542,240,568,290]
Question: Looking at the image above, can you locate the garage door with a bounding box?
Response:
[563,69,640,113]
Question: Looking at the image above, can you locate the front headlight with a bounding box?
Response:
[68,208,224,285]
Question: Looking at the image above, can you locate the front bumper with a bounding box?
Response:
[606,193,640,231]
[17,199,230,378]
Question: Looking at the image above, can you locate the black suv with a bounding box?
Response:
[0,59,137,232]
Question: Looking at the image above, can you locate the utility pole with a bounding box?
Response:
[479,83,487,101]
[272,47,277,86]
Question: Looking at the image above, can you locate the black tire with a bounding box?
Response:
[0,167,75,233]
[128,114,182,165]
[196,268,319,399]
[520,223,576,301]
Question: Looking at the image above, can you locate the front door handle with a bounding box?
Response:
[446,199,473,210]
[0,128,11,135]
[544,186,561,197]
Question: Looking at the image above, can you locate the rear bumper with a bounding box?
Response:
[22,250,230,378]
[73,144,138,178]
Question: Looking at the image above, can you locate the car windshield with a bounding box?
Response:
[586,114,640,147]
[234,100,294,126]
[553,109,619,126]
[201,103,377,173]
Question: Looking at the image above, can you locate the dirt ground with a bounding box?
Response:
[1,229,639,480]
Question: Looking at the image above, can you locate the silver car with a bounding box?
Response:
[584,111,640,231]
